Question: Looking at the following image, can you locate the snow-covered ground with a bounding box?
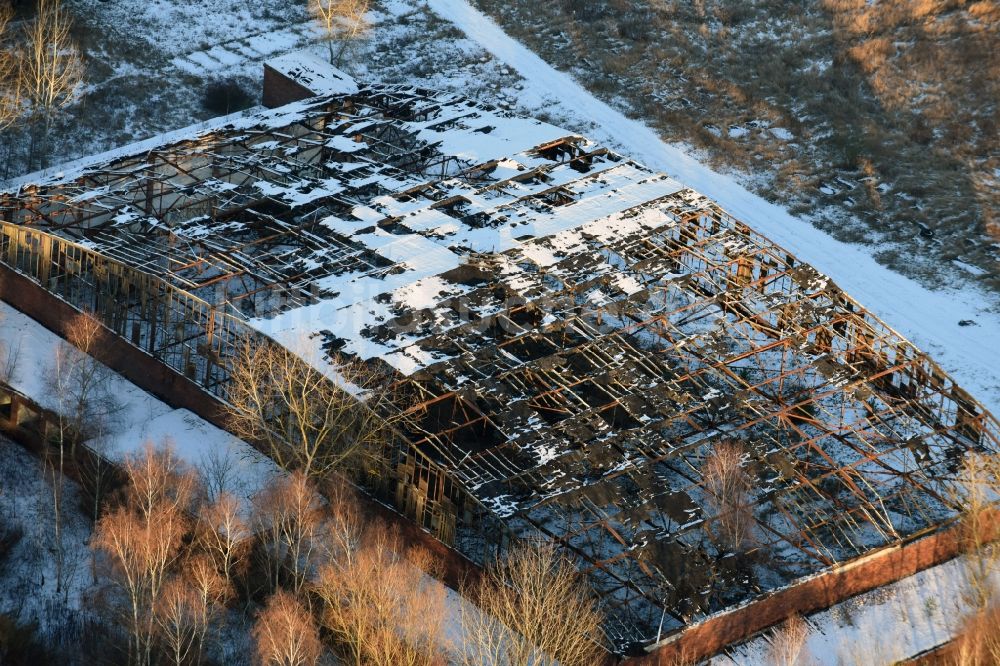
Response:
[0,301,282,514]
[713,552,1000,665]
[0,434,98,652]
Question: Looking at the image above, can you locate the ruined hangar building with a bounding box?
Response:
[2,70,997,657]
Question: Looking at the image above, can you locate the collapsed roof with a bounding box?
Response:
[3,81,998,651]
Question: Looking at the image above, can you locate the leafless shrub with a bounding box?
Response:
[310,0,370,65]
[252,589,323,666]
[702,440,755,553]
[0,336,18,385]
[315,521,448,666]
[459,541,604,666]
[768,614,812,666]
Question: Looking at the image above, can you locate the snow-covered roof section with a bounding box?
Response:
[2,84,997,652]
[265,52,359,97]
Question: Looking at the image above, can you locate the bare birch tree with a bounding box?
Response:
[45,311,120,595]
[93,442,198,666]
[252,471,324,595]
[0,5,23,133]
[702,440,755,553]
[94,503,189,666]
[309,0,370,66]
[22,0,83,166]
[315,521,448,666]
[154,576,204,666]
[226,338,398,481]
[459,541,604,666]
[183,553,229,664]
[124,439,198,522]
[197,491,250,593]
[253,590,323,666]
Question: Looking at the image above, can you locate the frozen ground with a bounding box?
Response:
[0,434,100,656]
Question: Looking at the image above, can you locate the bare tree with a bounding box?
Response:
[253,590,323,666]
[702,440,755,553]
[183,553,229,664]
[92,442,198,666]
[252,471,324,595]
[767,614,812,666]
[94,503,189,666]
[309,0,370,66]
[319,477,363,566]
[315,521,448,666]
[197,491,250,592]
[198,446,242,502]
[226,338,398,481]
[953,453,1000,609]
[459,541,604,666]
[154,576,204,666]
[0,5,24,133]
[45,311,120,595]
[22,0,83,167]
[124,439,198,523]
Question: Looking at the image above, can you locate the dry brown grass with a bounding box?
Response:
[946,605,1000,666]
[767,615,812,666]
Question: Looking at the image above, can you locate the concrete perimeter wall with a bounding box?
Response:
[629,516,999,665]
